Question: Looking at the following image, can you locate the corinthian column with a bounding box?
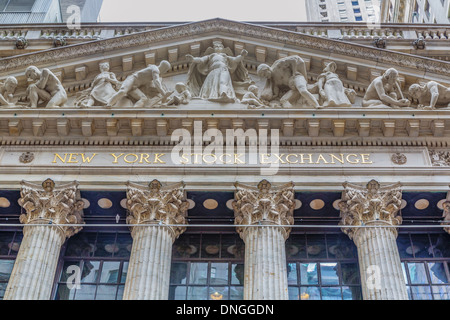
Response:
[339,180,408,300]
[233,180,295,300]
[4,179,84,300]
[123,180,188,300]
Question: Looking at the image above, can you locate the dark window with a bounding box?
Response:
[4,0,35,12]
[0,231,22,299]
[355,16,363,21]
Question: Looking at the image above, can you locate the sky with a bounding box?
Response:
[98,0,308,22]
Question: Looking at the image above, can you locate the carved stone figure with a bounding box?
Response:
[25,66,67,108]
[429,150,450,166]
[362,68,410,108]
[107,61,171,108]
[409,81,450,110]
[317,62,355,108]
[186,40,251,103]
[241,84,266,108]
[76,62,122,108]
[165,82,191,106]
[257,55,321,108]
[0,76,18,107]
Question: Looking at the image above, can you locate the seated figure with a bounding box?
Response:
[0,76,18,107]
[25,66,67,108]
[241,85,266,108]
[409,81,450,110]
[362,68,410,108]
[165,83,192,106]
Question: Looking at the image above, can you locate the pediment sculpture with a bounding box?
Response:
[25,66,68,108]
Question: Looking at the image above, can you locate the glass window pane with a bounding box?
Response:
[173,234,200,259]
[187,286,208,300]
[59,261,81,283]
[397,234,411,259]
[341,263,359,285]
[169,285,186,300]
[342,286,362,300]
[300,287,320,300]
[428,262,449,284]
[432,285,450,300]
[0,282,7,299]
[230,286,243,300]
[121,262,128,283]
[100,262,121,283]
[114,233,132,258]
[189,263,208,285]
[287,263,298,285]
[0,260,15,282]
[74,284,96,300]
[54,283,76,300]
[320,263,340,285]
[306,234,326,259]
[401,262,408,284]
[321,287,342,300]
[201,234,220,259]
[209,287,228,300]
[117,285,125,300]
[411,286,432,300]
[408,263,429,285]
[231,264,244,285]
[300,263,318,285]
[429,233,450,258]
[95,233,117,257]
[0,232,14,255]
[288,286,299,300]
[96,285,118,300]
[65,233,97,257]
[81,261,100,283]
[327,234,357,259]
[221,234,244,260]
[9,232,22,256]
[210,263,228,285]
[286,234,306,259]
[170,262,188,285]
[410,234,433,258]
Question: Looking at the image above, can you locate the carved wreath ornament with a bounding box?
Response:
[391,153,407,165]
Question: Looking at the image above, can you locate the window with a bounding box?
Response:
[355,16,363,21]
[352,1,359,6]
[2,0,35,12]
[170,233,244,300]
[286,233,362,300]
[397,232,450,300]
[354,8,361,14]
[53,231,132,300]
[0,231,22,299]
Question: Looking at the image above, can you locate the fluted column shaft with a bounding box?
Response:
[243,224,288,300]
[353,222,408,300]
[123,225,174,300]
[4,223,65,300]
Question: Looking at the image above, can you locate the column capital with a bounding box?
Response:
[339,179,403,240]
[233,180,295,239]
[18,179,84,239]
[126,180,189,240]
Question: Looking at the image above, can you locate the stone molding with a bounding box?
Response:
[233,180,295,239]
[339,179,403,239]
[18,179,84,239]
[126,180,188,240]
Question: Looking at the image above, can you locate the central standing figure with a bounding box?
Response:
[186,40,250,103]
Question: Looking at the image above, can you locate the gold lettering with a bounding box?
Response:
[192,153,202,164]
[154,153,166,164]
[346,154,360,164]
[273,153,286,164]
[299,154,314,164]
[220,154,233,164]
[111,153,124,164]
[234,154,245,164]
[329,154,345,164]
[81,153,97,163]
[67,153,79,163]
[286,154,298,164]
[316,154,330,164]
[139,153,151,164]
[124,154,138,164]
[361,154,373,164]
[260,154,271,164]
[180,154,189,164]
[203,154,217,164]
[52,153,68,163]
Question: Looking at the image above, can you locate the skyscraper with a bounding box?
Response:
[381,0,450,23]
[306,0,381,22]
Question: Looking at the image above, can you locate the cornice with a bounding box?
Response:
[0,18,449,76]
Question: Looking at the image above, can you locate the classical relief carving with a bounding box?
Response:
[186,40,252,103]
[126,180,189,239]
[362,68,410,108]
[18,179,84,238]
[391,153,407,165]
[339,180,403,239]
[75,62,123,108]
[429,150,450,166]
[317,61,356,108]
[19,152,34,164]
[164,82,191,106]
[25,66,68,108]
[107,61,171,108]
[409,81,450,110]
[242,84,267,108]
[257,55,321,108]
[0,76,18,107]
[232,180,295,239]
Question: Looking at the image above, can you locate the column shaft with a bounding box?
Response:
[4,225,64,300]
[123,225,174,300]
[354,225,408,300]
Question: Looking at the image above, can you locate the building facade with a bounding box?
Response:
[381,0,450,23]
[0,19,449,300]
[306,0,381,22]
